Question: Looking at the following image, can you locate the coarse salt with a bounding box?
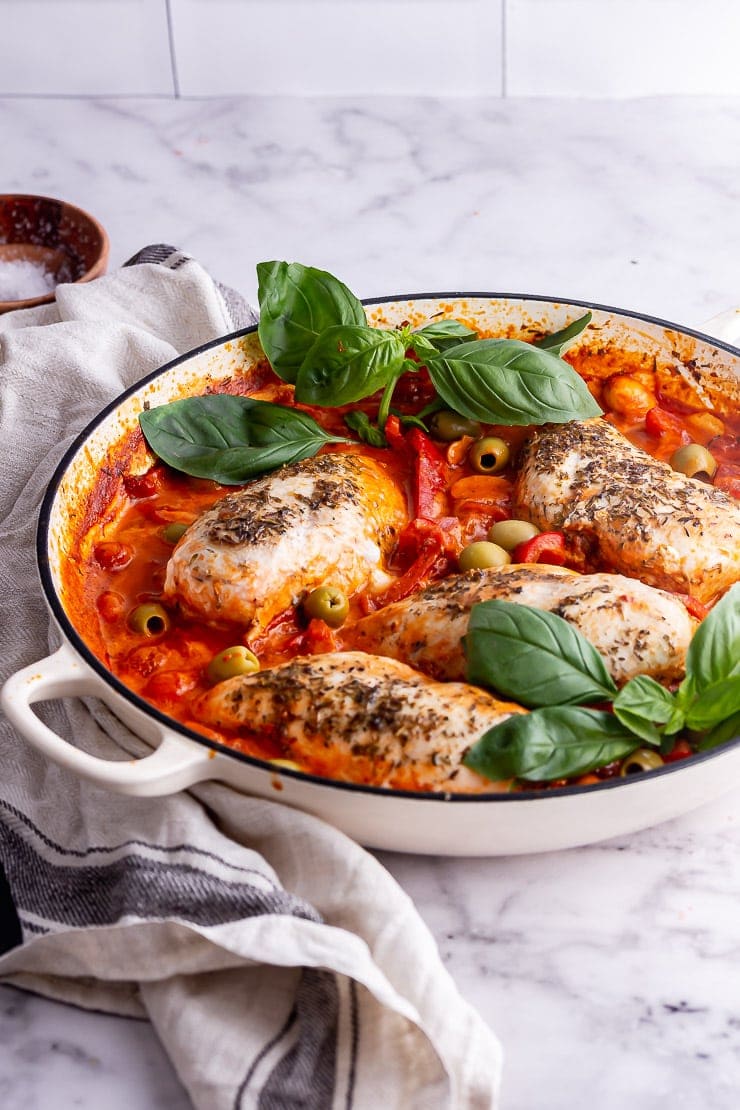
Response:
[0,258,56,301]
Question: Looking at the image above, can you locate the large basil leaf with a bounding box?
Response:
[685,677,740,731]
[697,711,740,750]
[139,395,346,484]
[295,325,406,407]
[534,311,592,356]
[257,261,366,383]
[464,600,617,707]
[426,338,602,425]
[685,584,740,694]
[612,674,677,745]
[464,707,639,782]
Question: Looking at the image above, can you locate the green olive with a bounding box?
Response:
[428,410,482,442]
[207,645,260,683]
[469,436,511,474]
[619,749,665,776]
[128,603,171,637]
[459,541,512,572]
[303,586,350,628]
[488,519,540,552]
[669,443,717,479]
[161,521,189,544]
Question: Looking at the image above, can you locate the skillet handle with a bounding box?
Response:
[1,644,215,796]
[700,307,740,347]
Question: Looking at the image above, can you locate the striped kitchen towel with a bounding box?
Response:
[0,249,502,1109]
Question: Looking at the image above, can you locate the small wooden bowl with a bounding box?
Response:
[0,194,109,313]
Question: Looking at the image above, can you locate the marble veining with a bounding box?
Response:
[2,92,740,1109]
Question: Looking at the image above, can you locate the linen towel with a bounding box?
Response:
[0,249,502,1109]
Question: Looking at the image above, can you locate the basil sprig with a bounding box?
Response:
[463,586,740,783]
[257,261,600,434]
[533,311,592,356]
[139,395,348,485]
[257,261,365,383]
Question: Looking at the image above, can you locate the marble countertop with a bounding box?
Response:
[2,94,740,1109]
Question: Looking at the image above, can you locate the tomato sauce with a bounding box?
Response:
[68,347,740,775]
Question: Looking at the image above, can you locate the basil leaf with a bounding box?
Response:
[414,319,477,353]
[697,711,740,750]
[464,707,639,782]
[256,261,366,383]
[534,311,592,356]
[464,600,617,707]
[295,325,405,407]
[612,675,676,744]
[685,584,740,693]
[344,410,386,448]
[685,677,740,731]
[139,395,346,484]
[426,339,602,425]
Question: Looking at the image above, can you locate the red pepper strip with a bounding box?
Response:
[644,405,691,444]
[512,531,567,566]
[384,414,408,455]
[381,518,460,606]
[714,462,740,499]
[383,416,448,518]
[662,739,693,763]
[708,434,740,464]
[406,427,448,519]
[679,595,711,621]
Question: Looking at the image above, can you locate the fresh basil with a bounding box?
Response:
[685,677,740,731]
[464,601,617,707]
[413,319,477,353]
[464,707,639,782]
[698,711,740,751]
[612,675,676,745]
[344,410,387,448]
[684,584,740,695]
[295,325,406,407]
[256,261,366,383]
[425,338,602,426]
[534,311,592,356]
[139,395,347,484]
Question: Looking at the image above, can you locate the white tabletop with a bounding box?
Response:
[2,93,740,1109]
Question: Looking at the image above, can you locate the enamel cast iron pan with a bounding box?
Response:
[3,294,740,856]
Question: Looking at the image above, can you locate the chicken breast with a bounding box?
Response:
[514,418,740,603]
[194,651,523,793]
[164,453,407,635]
[344,564,695,686]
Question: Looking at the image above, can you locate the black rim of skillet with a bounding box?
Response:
[36,291,740,804]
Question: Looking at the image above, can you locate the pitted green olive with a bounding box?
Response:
[128,603,171,637]
[468,436,511,474]
[161,521,189,544]
[669,443,717,479]
[428,410,482,442]
[619,749,665,776]
[207,645,260,683]
[459,541,512,572]
[488,519,540,552]
[303,586,350,628]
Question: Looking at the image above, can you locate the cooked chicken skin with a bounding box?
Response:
[194,651,523,792]
[344,564,695,686]
[164,453,407,635]
[514,419,740,603]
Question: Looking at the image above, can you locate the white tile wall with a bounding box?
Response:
[0,0,174,96]
[506,0,740,97]
[1,0,739,97]
[170,0,503,97]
